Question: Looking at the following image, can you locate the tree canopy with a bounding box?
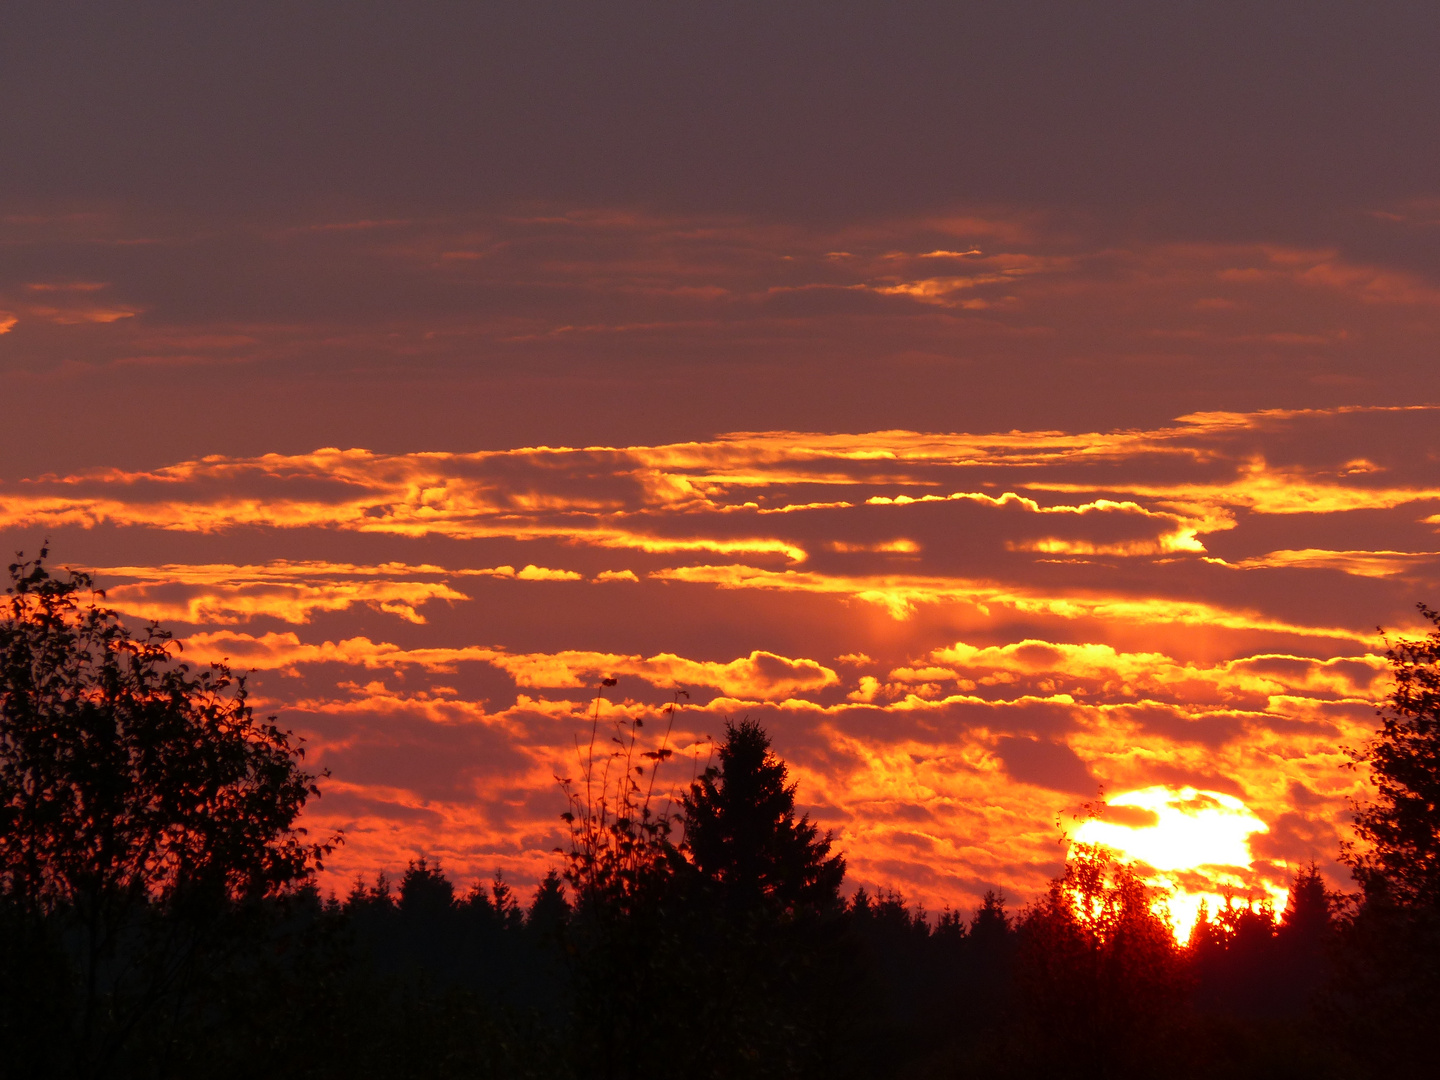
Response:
[0,548,332,912]
[0,548,338,1076]
[1346,603,1440,910]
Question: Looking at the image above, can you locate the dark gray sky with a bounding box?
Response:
[3,2,1439,466]
[6,2,1438,230]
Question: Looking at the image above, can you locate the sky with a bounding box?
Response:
[3,2,1439,926]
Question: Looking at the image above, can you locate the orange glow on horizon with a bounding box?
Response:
[1072,786,1289,941]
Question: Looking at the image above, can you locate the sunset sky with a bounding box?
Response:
[4,3,1439,929]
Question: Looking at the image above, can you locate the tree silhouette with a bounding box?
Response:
[0,548,335,1076]
[681,718,844,915]
[656,719,861,1078]
[1012,845,1187,1079]
[553,685,692,1080]
[399,857,456,919]
[556,683,681,916]
[1280,862,1332,941]
[1346,603,1440,909]
[970,889,1012,946]
[0,549,332,912]
[1336,603,1440,1070]
[526,868,570,942]
[1270,863,1332,1012]
[1188,891,1281,1019]
[966,889,1016,1023]
[488,871,524,932]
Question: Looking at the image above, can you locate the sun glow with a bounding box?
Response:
[1072,786,1288,941]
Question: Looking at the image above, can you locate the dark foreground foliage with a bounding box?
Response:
[4,554,1438,1079]
[0,723,1377,1080]
[0,846,1365,1080]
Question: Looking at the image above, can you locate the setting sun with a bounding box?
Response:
[1072,786,1289,940]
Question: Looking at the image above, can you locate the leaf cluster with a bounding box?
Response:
[1346,602,1440,910]
[0,548,333,914]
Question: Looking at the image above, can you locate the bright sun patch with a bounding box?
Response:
[1072,786,1288,941]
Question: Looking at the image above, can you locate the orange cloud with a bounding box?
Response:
[182,631,837,700]
[922,640,1386,706]
[1030,460,1440,516]
[514,564,584,581]
[1223,548,1440,578]
[649,562,1377,642]
[27,304,139,324]
[90,560,473,624]
[3,409,1436,568]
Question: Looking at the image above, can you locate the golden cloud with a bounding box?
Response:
[649,562,1376,641]
[1224,549,1440,578]
[182,631,837,699]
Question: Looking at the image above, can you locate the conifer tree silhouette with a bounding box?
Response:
[526,869,570,942]
[682,718,844,915]
[1336,603,1440,1069]
[1346,603,1440,909]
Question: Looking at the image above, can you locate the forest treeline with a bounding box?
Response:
[3,551,1439,1080]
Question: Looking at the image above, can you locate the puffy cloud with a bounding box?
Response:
[514,564,583,581]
